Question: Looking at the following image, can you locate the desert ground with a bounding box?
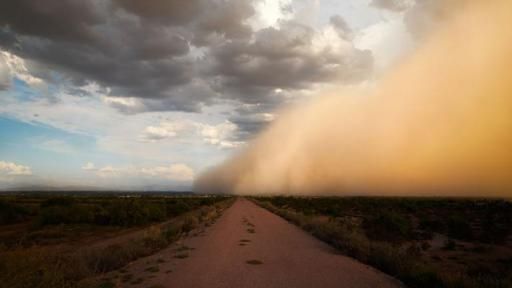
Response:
[1,195,510,288]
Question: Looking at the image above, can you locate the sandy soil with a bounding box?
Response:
[109,198,402,288]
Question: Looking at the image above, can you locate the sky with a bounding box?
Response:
[0,0,443,191]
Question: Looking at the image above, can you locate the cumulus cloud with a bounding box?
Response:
[138,119,245,148]
[206,20,373,104]
[140,121,187,141]
[197,121,244,148]
[0,161,32,176]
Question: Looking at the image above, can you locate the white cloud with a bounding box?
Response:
[197,121,243,148]
[139,119,243,149]
[82,162,96,171]
[0,50,43,87]
[140,121,189,141]
[0,161,32,176]
[103,96,143,113]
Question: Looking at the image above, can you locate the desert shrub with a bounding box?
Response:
[86,244,132,272]
[419,218,445,233]
[447,215,473,240]
[181,215,199,232]
[401,266,444,288]
[443,239,457,250]
[0,247,74,288]
[40,197,76,207]
[38,202,95,226]
[480,209,511,244]
[37,198,169,227]
[163,223,182,241]
[0,200,30,225]
[363,211,412,242]
[105,200,166,226]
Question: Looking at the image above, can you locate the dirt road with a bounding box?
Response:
[114,198,401,288]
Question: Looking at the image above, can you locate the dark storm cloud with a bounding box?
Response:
[228,112,274,141]
[207,21,373,104]
[0,0,107,43]
[0,0,373,116]
[116,0,255,46]
[0,0,255,110]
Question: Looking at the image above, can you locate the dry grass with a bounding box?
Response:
[0,198,235,288]
[254,199,511,288]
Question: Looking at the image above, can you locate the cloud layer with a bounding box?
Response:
[0,0,372,117]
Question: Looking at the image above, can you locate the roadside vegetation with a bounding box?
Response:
[253,196,512,288]
[0,193,233,288]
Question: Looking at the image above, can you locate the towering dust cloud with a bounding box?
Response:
[195,0,512,197]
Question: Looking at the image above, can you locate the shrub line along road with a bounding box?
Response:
[158,198,401,288]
